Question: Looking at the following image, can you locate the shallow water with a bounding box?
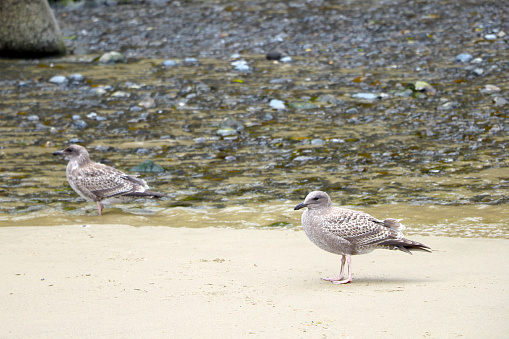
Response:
[0,1,508,237]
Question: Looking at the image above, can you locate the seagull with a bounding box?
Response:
[294,191,431,284]
[53,144,165,215]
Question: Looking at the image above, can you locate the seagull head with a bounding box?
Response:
[294,190,332,210]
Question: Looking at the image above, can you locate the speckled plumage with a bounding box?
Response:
[53,145,164,215]
[294,191,431,284]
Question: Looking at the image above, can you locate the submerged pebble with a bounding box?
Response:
[352,93,378,100]
[455,53,473,63]
[269,99,286,109]
[162,60,177,67]
[49,75,67,84]
[266,51,282,60]
[99,51,126,64]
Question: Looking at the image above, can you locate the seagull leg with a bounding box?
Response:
[332,255,352,284]
[321,255,346,282]
[96,201,104,216]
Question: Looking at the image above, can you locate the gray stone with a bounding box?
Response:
[269,99,286,109]
[352,93,378,100]
[49,75,67,84]
[0,0,66,57]
[99,51,126,64]
[455,53,473,63]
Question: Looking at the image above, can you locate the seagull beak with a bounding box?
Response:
[53,150,64,156]
[294,203,307,210]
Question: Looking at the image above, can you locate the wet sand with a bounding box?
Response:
[1,225,507,337]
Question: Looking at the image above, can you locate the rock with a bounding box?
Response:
[455,53,473,63]
[261,113,273,121]
[196,83,211,93]
[130,160,164,173]
[484,34,497,40]
[481,85,501,93]
[470,58,483,64]
[0,0,66,57]
[266,51,282,60]
[99,51,126,64]
[49,75,67,84]
[193,137,207,144]
[352,93,378,100]
[111,91,129,97]
[184,57,199,64]
[73,120,87,129]
[493,97,507,107]
[289,102,317,109]
[311,138,324,145]
[26,115,39,121]
[415,81,436,95]
[72,114,82,121]
[345,107,359,114]
[293,156,315,162]
[138,97,156,108]
[472,68,484,76]
[162,59,177,67]
[231,59,250,71]
[280,56,292,63]
[269,99,286,109]
[217,128,237,137]
[395,89,413,97]
[68,73,84,81]
[225,156,236,161]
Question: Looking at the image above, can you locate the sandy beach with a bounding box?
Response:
[1,225,507,338]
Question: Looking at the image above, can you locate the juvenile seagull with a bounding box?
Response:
[53,144,164,215]
[294,191,431,284]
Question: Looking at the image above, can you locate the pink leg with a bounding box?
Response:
[96,201,104,216]
[332,255,352,284]
[322,255,346,282]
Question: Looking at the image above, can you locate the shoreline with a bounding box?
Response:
[1,225,507,337]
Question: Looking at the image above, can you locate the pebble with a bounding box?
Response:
[27,115,39,121]
[49,75,67,84]
[225,156,237,161]
[99,51,126,64]
[415,81,436,95]
[130,160,164,172]
[493,97,507,107]
[261,113,273,121]
[455,53,473,63]
[481,85,501,93]
[217,128,238,137]
[72,114,82,121]
[230,53,241,59]
[184,57,199,64]
[311,138,324,145]
[111,91,130,97]
[293,156,315,162]
[266,51,282,61]
[73,120,87,129]
[472,68,484,76]
[139,97,156,108]
[162,60,177,67]
[68,73,84,81]
[231,60,250,71]
[470,57,483,64]
[280,56,292,63]
[345,107,359,114]
[193,137,207,144]
[484,34,497,40]
[269,99,286,109]
[352,93,378,100]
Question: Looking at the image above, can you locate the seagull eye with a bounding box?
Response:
[313,197,319,200]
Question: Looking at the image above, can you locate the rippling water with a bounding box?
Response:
[0,55,507,237]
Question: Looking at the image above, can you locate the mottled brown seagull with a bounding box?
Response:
[53,144,164,215]
[294,191,431,284]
